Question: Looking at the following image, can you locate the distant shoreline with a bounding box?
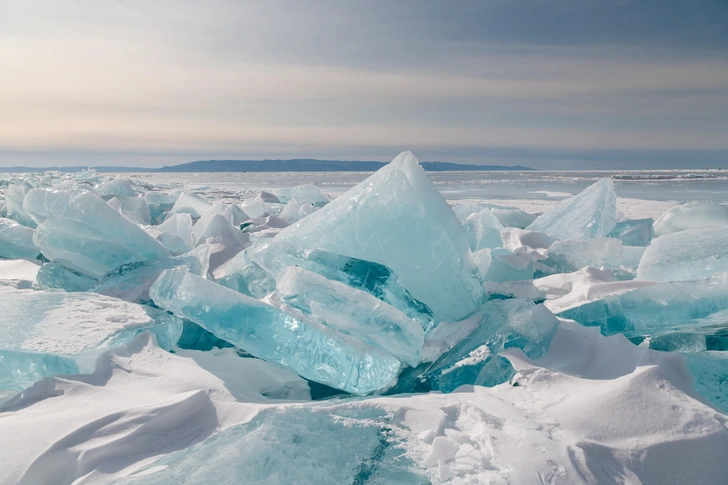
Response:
[0,159,533,173]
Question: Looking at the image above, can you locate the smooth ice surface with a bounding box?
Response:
[217,262,276,299]
[636,227,728,282]
[396,299,559,393]
[0,285,182,391]
[276,266,424,366]
[0,259,40,282]
[558,273,728,344]
[36,262,98,291]
[268,152,483,322]
[462,209,504,251]
[481,248,534,282]
[542,238,642,276]
[654,201,728,236]
[279,199,316,223]
[152,212,195,254]
[5,182,37,228]
[276,184,329,206]
[527,178,617,240]
[150,269,401,394]
[24,189,169,277]
[0,217,39,260]
[247,242,434,330]
[96,178,137,199]
[451,202,536,229]
[607,218,654,246]
[682,351,728,413]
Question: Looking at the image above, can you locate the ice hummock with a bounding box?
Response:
[636,227,728,282]
[264,151,483,323]
[557,272,728,346]
[527,178,617,240]
[275,266,424,366]
[24,189,169,278]
[150,268,401,394]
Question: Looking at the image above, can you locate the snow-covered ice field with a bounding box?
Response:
[1,156,728,484]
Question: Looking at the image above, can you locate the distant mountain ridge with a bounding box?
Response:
[1,159,532,173]
[158,159,533,172]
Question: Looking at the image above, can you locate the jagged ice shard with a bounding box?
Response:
[263,151,483,323]
[150,268,401,394]
[23,189,169,278]
[0,284,182,392]
[275,266,424,366]
[527,178,617,240]
[636,227,728,282]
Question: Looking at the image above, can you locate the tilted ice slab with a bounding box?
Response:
[557,273,728,345]
[171,192,212,219]
[0,284,182,392]
[541,238,644,278]
[527,178,617,240]
[36,262,98,291]
[218,262,276,299]
[24,189,169,278]
[276,267,424,366]
[636,227,728,282]
[393,299,559,394]
[267,152,483,322]
[5,182,38,228]
[150,269,401,394]
[0,217,39,260]
[244,241,434,330]
[653,201,728,236]
[92,245,211,303]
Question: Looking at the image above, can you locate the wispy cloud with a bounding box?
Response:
[1,0,726,167]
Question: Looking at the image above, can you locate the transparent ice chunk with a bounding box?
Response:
[0,218,39,260]
[248,242,434,330]
[268,152,483,322]
[527,178,617,240]
[276,184,328,206]
[96,178,137,199]
[171,192,213,219]
[607,218,654,247]
[150,269,401,394]
[35,262,98,291]
[275,266,424,366]
[217,262,275,299]
[463,209,504,251]
[681,351,728,414]
[4,182,37,228]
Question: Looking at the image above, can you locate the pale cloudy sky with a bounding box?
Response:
[1,0,727,168]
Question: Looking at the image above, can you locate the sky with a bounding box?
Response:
[1,0,727,169]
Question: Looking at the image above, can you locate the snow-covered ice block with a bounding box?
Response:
[279,199,316,223]
[248,241,434,330]
[654,201,728,236]
[394,299,559,393]
[527,178,617,240]
[636,227,728,282]
[607,218,654,246]
[0,285,182,392]
[276,267,424,366]
[268,152,483,322]
[0,217,39,260]
[171,192,212,219]
[452,202,536,229]
[150,269,401,394]
[36,262,98,291]
[463,209,504,251]
[92,245,210,303]
[558,273,728,342]
[217,262,275,299]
